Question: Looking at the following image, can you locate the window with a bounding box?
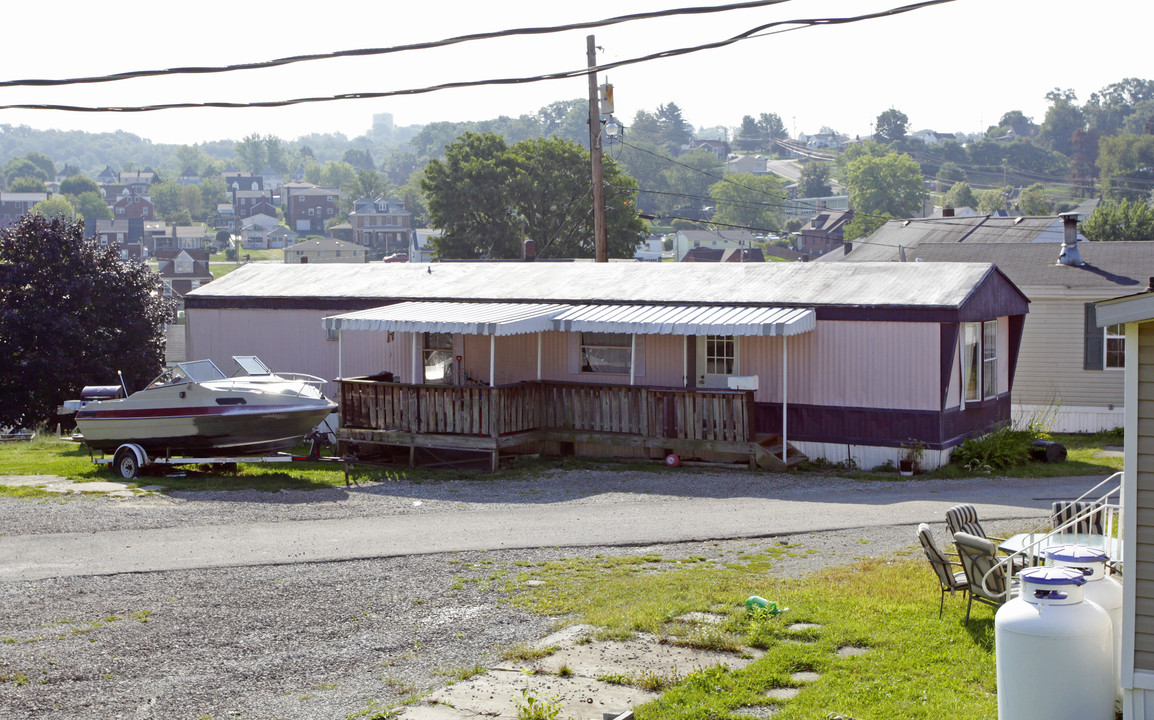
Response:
[580,332,631,374]
[704,335,736,375]
[1084,303,1125,370]
[423,332,454,385]
[962,320,998,404]
[1105,324,1125,369]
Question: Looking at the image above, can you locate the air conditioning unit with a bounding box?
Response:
[727,376,759,391]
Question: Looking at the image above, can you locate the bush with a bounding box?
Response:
[950,424,1040,472]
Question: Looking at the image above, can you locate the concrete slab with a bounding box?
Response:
[0,475,147,497]
[394,623,761,719]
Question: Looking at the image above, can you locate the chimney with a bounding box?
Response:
[522,238,536,262]
[1057,212,1084,266]
[942,207,955,217]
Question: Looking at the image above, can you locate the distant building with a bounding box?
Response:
[156,248,213,297]
[283,236,367,264]
[0,192,47,228]
[798,210,854,258]
[348,197,414,257]
[285,186,340,235]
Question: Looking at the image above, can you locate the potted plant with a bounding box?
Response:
[899,438,926,476]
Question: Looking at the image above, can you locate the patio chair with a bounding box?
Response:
[917,523,968,618]
[945,503,1006,542]
[1051,500,1106,535]
[954,531,1016,624]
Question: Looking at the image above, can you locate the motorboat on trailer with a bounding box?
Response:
[74,356,337,457]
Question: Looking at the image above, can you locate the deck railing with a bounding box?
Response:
[338,378,754,443]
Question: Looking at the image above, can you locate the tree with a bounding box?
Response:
[507,137,645,258]
[943,181,977,210]
[59,175,100,196]
[1085,77,1154,135]
[709,173,786,232]
[73,191,112,226]
[2,157,48,184]
[1080,198,1154,242]
[1039,89,1085,156]
[1017,183,1052,216]
[23,151,56,180]
[422,132,645,259]
[796,161,833,197]
[422,132,517,258]
[31,196,76,220]
[874,108,909,144]
[0,214,172,428]
[842,151,926,238]
[9,177,45,192]
[234,134,266,174]
[1097,133,1154,200]
[977,186,1011,215]
[656,102,694,153]
[342,148,376,171]
[735,115,762,151]
[758,113,787,140]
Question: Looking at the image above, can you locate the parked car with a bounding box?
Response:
[382,253,409,263]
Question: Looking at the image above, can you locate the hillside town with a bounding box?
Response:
[2,18,1154,718]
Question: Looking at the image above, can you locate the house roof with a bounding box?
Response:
[1095,286,1154,326]
[824,216,1087,263]
[907,242,1154,293]
[286,237,364,251]
[186,261,1024,321]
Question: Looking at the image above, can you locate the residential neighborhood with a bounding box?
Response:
[1,21,1152,719]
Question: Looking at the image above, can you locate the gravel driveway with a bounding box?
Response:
[0,466,1040,720]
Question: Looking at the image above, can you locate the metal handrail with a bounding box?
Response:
[980,470,1124,595]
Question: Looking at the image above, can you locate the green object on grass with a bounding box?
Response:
[745,596,782,614]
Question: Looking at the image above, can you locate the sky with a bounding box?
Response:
[0,0,1146,147]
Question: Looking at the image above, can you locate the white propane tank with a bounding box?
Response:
[994,566,1113,720]
[1045,543,1124,703]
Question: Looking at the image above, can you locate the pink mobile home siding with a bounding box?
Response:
[187,308,404,395]
[743,321,941,411]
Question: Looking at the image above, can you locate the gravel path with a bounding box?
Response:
[0,466,1036,720]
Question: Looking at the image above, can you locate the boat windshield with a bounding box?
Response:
[147,359,227,388]
[232,356,272,376]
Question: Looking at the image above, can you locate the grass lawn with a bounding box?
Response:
[0,429,1124,492]
[510,548,1003,719]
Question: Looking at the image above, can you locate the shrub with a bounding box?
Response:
[950,424,1039,472]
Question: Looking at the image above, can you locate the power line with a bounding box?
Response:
[0,0,956,114]
[0,0,796,89]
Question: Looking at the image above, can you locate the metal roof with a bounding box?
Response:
[324,302,816,337]
[905,242,1154,292]
[323,302,569,336]
[190,261,1002,310]
[553,305,815,336]
[825,216,1088,263]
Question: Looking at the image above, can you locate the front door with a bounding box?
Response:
[696,335,738,388]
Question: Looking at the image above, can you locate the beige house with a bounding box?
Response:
[283,237,367,264]
[1093,284,1154,717]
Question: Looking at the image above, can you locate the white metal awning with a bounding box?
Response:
[322,302,569,337]
[552,305,816,336]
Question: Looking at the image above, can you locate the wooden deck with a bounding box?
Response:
[336,378,764,470]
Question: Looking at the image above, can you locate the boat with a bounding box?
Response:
[74,356,337,456]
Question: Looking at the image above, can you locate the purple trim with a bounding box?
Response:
[755,394,1012,451]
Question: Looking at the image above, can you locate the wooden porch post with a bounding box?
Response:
[338,329,343,380]
[489,335,496,387]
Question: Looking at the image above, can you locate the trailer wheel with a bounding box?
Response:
[114,448,140,479]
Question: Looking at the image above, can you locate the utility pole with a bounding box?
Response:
[587,35,608,263]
